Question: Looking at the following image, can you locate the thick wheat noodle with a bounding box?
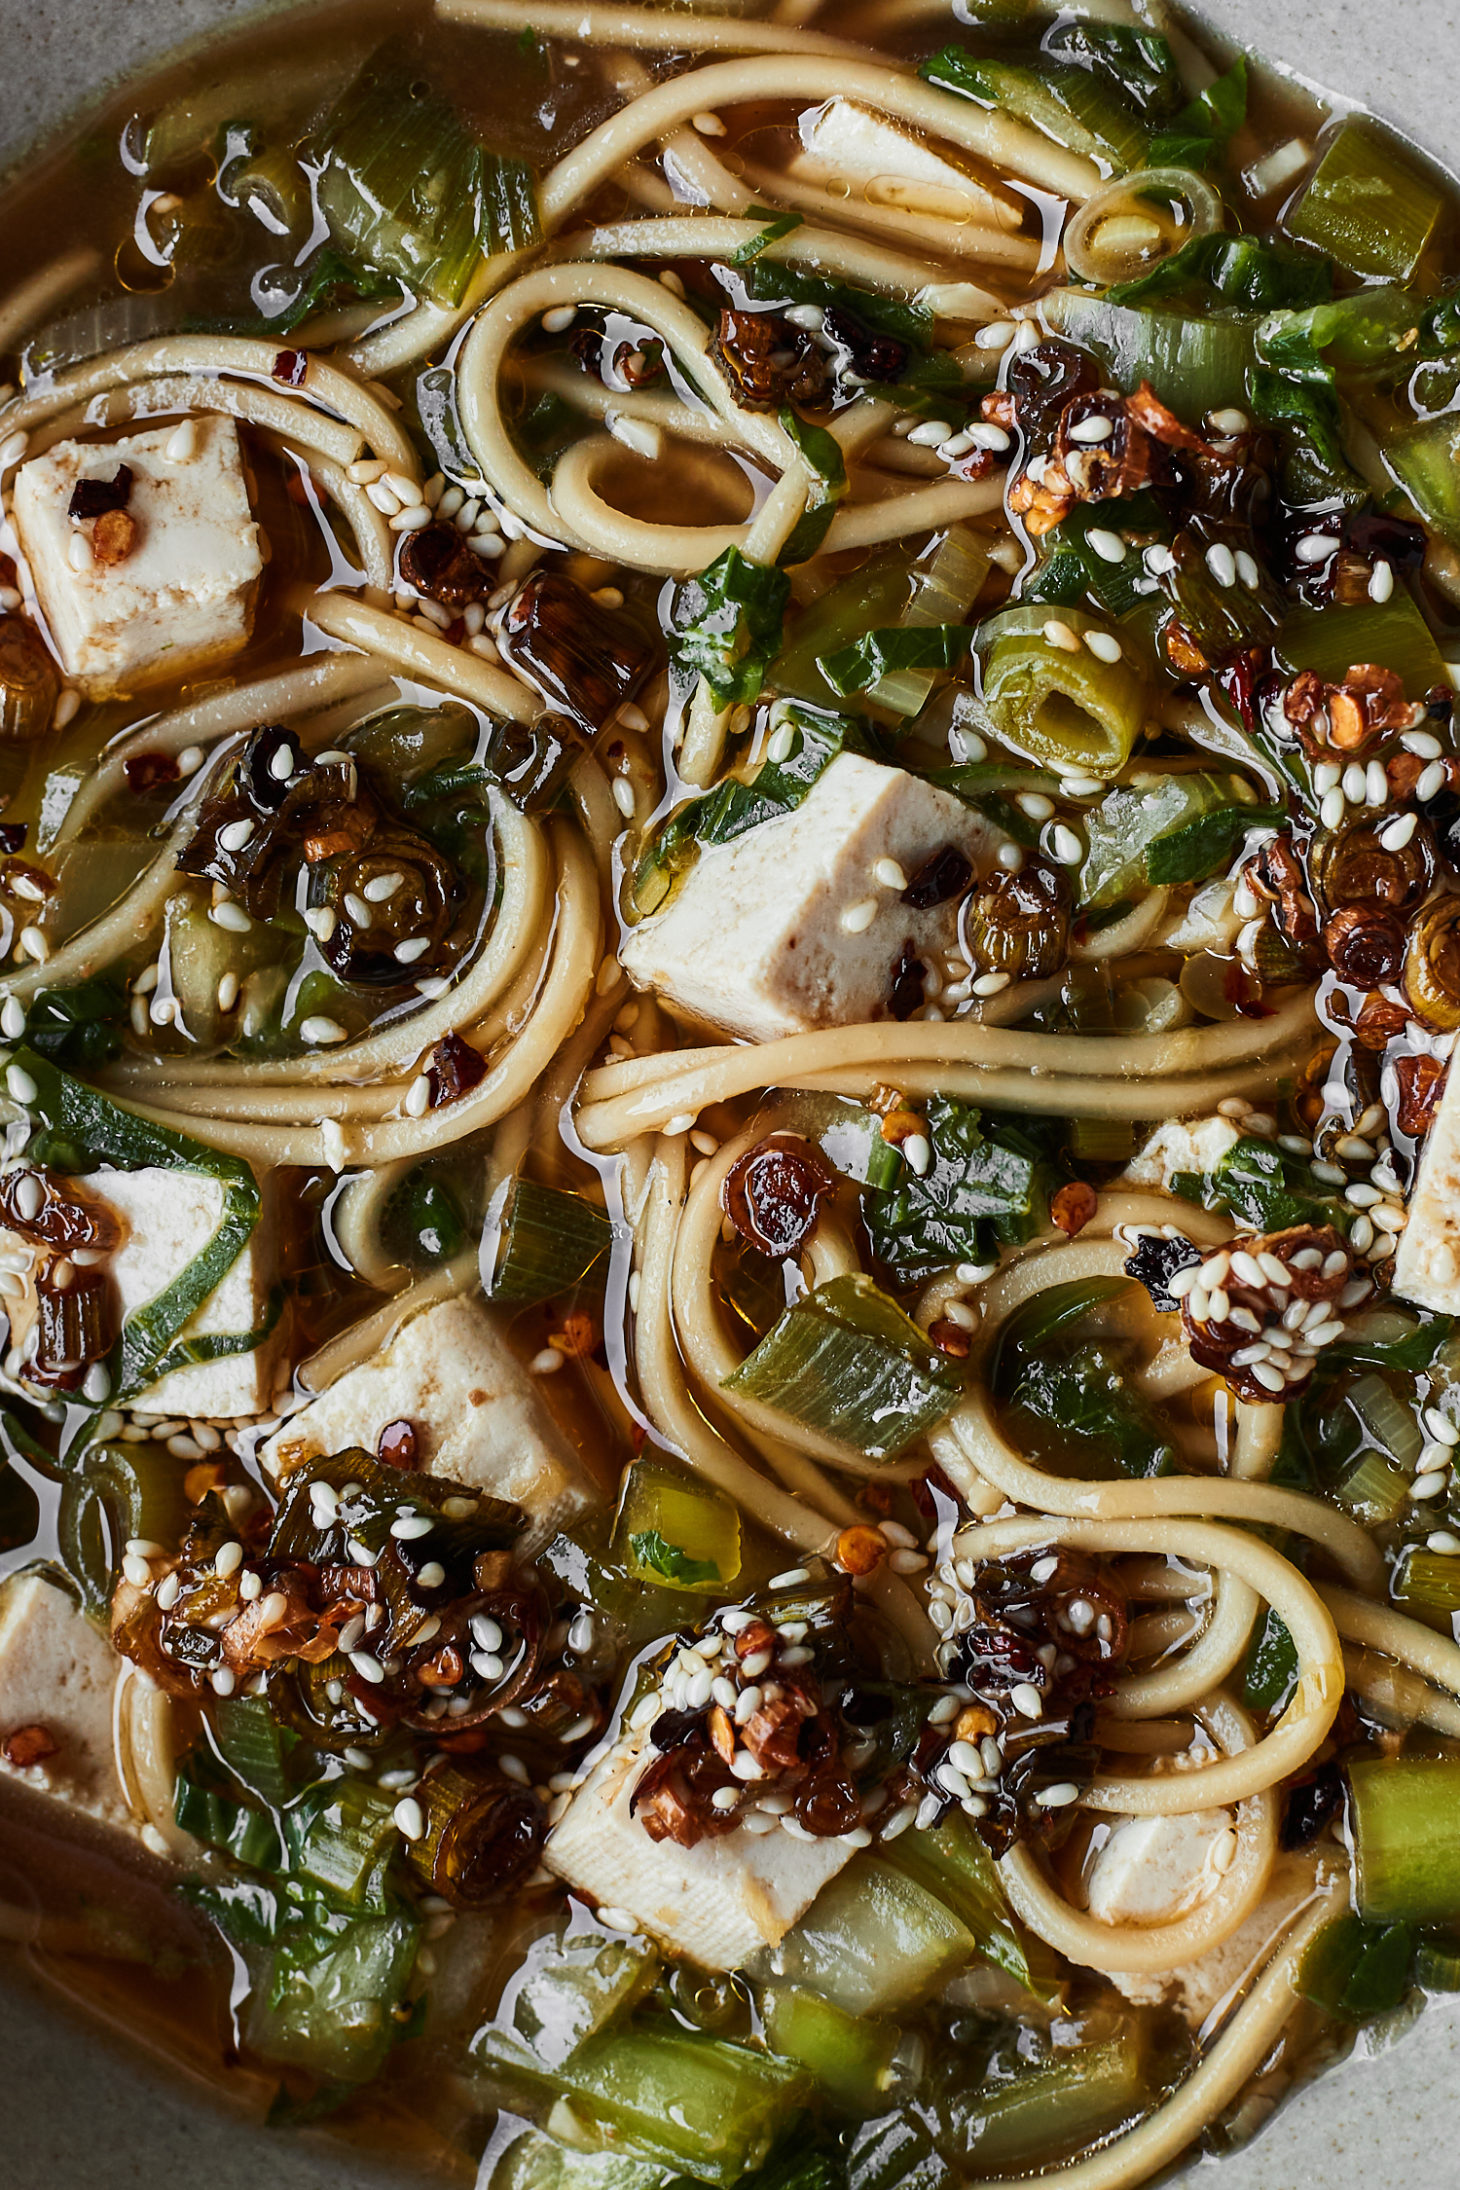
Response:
[1319,1582,1460,1704]
[49,652,386,852]
[535,56,1102,221]
[731,153,1042,271]
[458,260,799,558]
[573,991,1318,1146]
[999,1693,1278,1975]
[113,792,547,1088]
[293,446,396,591]
[0,334,418,474]
[438,0,882,60]
[737,1055,1305,1119]
[959,1514,1344,1810]
[331,1158,417,1291]
[633,1133,847,1550]
[563,216,995,317]
[966,1876,1348,2190]
[0,244,101,355]
[1232,1401,1284,1480]
[346,254,516,379]
[22,373,363,471]
[1070,888,1172,962]
[113,1663,190,1857]
[1342,1644,1460,1738]
[288,587,546,721]
[112,823,600,1168]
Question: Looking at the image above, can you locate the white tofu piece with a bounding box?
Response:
[1122,1115,1242,1194]
[1158,878,1243,957]
[545,1731,853,1972]
[1111,1850,1321,2032]
[621,753,1002,1043]
[796,99,1014,224]
[0,1161,284,1419]
[260,1296,592,1529]
[0,1573,133,1834]
[1086,1808,1235,1928]
[1394,1060,1460,1314]
[12,415,263,700]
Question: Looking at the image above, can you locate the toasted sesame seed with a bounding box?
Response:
[1369,560,1394,604]
[1035,1781,1080,1807]
[299,1015,348,1045]
[542,305,577,334]
[1085,527,1126,563]
[1010,1682,1043,1719]
[1205,543,1238,588]
[394,1796,426,1841]
[1041,619,1082,652]
[1418,760,1448,801]
[841,897,879,934]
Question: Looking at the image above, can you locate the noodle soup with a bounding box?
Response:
[0,2,1458,2184]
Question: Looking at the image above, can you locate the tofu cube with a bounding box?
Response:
[797,98,1015,224]
[621,753,1002,1043]
[259,1296,593,1530]
[1085,1808,1235,1928]
[0,1574,133,1835]
[545,1732,853,1971]
[1122,1115,1242,1195]
[0,1162,284,1419]
[12,415,263,700]
[1394,1062,1460,1313]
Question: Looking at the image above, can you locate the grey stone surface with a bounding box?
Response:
[0,2,1458,2185]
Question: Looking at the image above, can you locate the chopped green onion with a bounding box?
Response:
[1255,286,1422,386]
[724,1274,966,1460]
[1285,118,1443,281]
[1080,771,1281,908]
[943,2028,1154,2171]
[1351,1758,1460,1923]
[1148,55,1247,171]
[758,1854,973,2017]
[1391,1547,1460,1633]
[759,1987,900,2111]
[977,604,1150,776]
[668,546,791,709]
[1108,231,1331,312]
[776,411,848,568]
[1042,285,1256,418]
[883,1813,1046,1995]
[478,1923,660,2075]
[1274,596,1448,694]
[1383,411,1460,551]
[484,1179,612,1306]
[1242,1606,1298,1714]
[920,48,1148,173]
[247,1908,421,2085]
[1345,1373,1424,1472]
[818,625,970,699]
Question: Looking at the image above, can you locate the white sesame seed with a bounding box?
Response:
[1068,415,1113,444]
[210,899,252,933]
[841,897,879,934]
[1412,1472,1448,1501]
[975,320,1016,351]
[906,419,954,447]
[1083,630,1123,664]
[394,1797,426,1841]
[1017,791,1055,822]
[542,305,578,334]
[1369,560,1394,604]
[971,970,1011,997]
[1041,619,1082,653]
[1366,759,1389,807]
[1050,824,1083,865]
[1380,812,1418,850]
[214,1540,243,1578]
[299,1015,348,1046]
[967,421,1012,452]
[1010,1682,1043,1719]
[1208,407,1250,436]
[210,1668,237,1697]
[531,1347,563,1375]
[1035,1781,1080,1808]
[217,817,255,853]
[1418,760,1448,802]
[1296,533,1340,564]
[121,1553,153,1588]
[1085,528,1127,563]
[155,1571,181,1611]
[1427,1532,1460,1555]
[1235,548,1261,590]
[874,857,908,890]
[4,1062,37,1106]
[1319,787,1345,829]
[1205,543,1237,588]
[1426,1410,1460,1447]
[1404,730,1443,759]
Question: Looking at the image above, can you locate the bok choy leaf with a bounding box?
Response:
[861,1097,1051,1285]
[668,546,791,708]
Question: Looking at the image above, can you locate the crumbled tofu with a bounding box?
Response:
[1122,1115,1242,1193]
[1159,879,1243,957]
[545,1731,853,1971]
[12,415,263,700]
[796,99,1014,224]
[0,1161,285,1419]
[1394,1061,1460,1313]
[0,1574,132,1833]
[621,754,1002,1043]
[1111,1850,1322,2031]
[259,1296,592,1529]
[1086,1808,1235,1928]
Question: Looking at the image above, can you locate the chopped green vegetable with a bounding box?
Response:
[668,546,792,709]
[861,1097,1049,1286]
[883,1813,1045,1994]
[1242,1606,1299,1714]
[978,604,1149,776]
[23,978,127,1069]
[1300,1911,1416,2020]
[271,244,400,333]
[1108,231,1331,313]
[1247,366,1364,504]
[485,1178,612,1305]
[479,1923,660,2075]
[777,409,849,567]
[1148,54,1247,170]
[1044,20,1182,121]
[615,1456,741,1594]
[1392,1546,1460,1633]
[1274,596,1448,694]
[1382,410,1460,550]
[1351,1758,1460,1924]
[1079,771,1282,908]
[944,2028,1154,2170]
[1285,118,1443,281]
[1170,1133,1347,1237]
[13,1047,262,1412]
[818,625,969,699]
[1006,1339,1176,1480]
[760,1855,974,2017]
[759,1987,900,2112]
[920,48,1148,173]
[306,43,538,305]
[1043,285,1256,418]
[724,1274,966,1460]
[730,208,805,265]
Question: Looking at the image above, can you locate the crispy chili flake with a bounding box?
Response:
[887,941,926,1021]
[928,1317,972,1358]
[821,302,911,387]
[2,1723,58,1767]
[551,1310,599,1359]
[1214,646,1270,735]
[272,349,308,387]
[834,1524,888,1576]
[0,824,26,854]
[1123,1228,1201,1313]
[67,466,132,522]
[377,1418,418,1470]
[1182,1223,1364,1403]
[92,509,137,566]
[722,1131,836,1258]
[123,751,181,795]
[1396,1053,1447,1136]
[427,1030,486,1107]
[303,829,360,863]
[713,308,828,410]
[909,1462,959,1518]
[1324,905,1407,986]
[1049,1180,1098,1237]
[397,520,496,608]
[30,1262,113,1388]
[0,1166,119,1253]
[902,845,972,910]
[1354,993,1410,1052]
[1251,837,1320,950]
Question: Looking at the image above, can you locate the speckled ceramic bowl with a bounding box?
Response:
[1,3,1458,2183]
